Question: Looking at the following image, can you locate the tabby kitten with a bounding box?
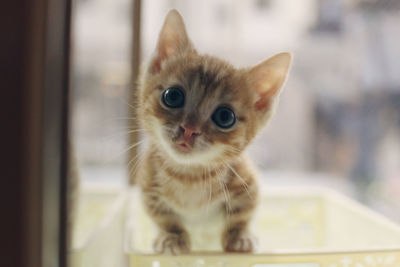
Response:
[137,10,291,254]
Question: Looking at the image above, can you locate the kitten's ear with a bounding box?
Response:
[248,52,292,111]
[149,10,192,74]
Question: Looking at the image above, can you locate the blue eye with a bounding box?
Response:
[212,107,236,129]
[162,87,185,108]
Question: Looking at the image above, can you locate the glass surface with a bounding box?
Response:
[70,0,400,257]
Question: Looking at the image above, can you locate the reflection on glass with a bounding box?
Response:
[69,0,400,265]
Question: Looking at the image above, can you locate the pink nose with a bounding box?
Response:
[180,125,200,139]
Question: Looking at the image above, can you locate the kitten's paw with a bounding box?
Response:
[223,231,257,253]
[153,232,190,255]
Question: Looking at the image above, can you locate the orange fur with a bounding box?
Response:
[136,10,292,254]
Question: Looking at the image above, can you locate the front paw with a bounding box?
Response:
[222,230,257,252]
[153,231,190,255]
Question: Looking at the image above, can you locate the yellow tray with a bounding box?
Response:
[125,187,400,267]
[70,186,127,267]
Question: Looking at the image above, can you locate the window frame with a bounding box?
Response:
[0,0,71,266]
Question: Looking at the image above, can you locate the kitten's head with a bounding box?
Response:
[139,10,292,166]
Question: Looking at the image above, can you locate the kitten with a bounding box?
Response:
[137,10,291,254]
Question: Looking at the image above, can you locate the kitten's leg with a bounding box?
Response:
[153,219,190,255]
[139,154,191,255]
[143,193,190,255]
[222,175,258,252]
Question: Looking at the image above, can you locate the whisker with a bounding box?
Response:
[216,166,231,218]
[226,145,240,151]
[110,117,140,122]
[224,146,242,155]
[223,160,252,199]
[128,149,145,182]
[206,165,212,215]
[112,139,145,160]
[127,147,143,168]
[88,115,141,130]
[114,128,144,135]
[103,128,145,140]
[118,97,137,111]
[221,168,232,216]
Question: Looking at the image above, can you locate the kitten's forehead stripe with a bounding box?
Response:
[182,61,234,121]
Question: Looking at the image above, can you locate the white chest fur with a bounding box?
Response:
[156,169,228,250]
[160,176,224,218]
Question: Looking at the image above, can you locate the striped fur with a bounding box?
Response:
[136,10,291,254]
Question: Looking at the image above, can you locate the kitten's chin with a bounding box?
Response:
[156,135,221,167]
[164,141,219,166]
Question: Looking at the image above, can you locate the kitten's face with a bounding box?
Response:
[141,54,256,165]
[139,10,291,166]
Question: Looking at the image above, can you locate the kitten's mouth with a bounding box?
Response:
[175,141,192,153]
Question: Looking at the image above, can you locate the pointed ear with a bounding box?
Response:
[149,10,192,74]
[248,52,292,111]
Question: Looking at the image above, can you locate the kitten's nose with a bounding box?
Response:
[180,125,201,139]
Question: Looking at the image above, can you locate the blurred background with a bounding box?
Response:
[71,0,400,222]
